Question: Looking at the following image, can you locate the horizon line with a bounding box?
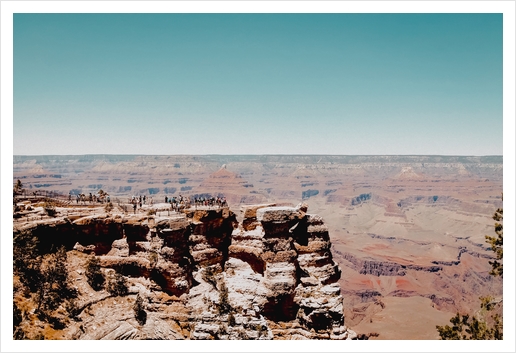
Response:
[13,153,503,157]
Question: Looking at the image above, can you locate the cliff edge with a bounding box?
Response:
[13,203,356,340]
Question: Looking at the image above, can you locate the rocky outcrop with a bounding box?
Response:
[14,203,355,340]
[218,203,353,339]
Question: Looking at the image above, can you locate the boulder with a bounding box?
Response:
[107,237,129,257]
[241,203,277,219]
[256,207,301,223]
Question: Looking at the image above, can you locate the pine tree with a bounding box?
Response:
[436,201,503,340]
[85,255,105,291]
[107,272,128,296]
[14,179,23,196]
[485,206,503,277]
[133,294,147,325]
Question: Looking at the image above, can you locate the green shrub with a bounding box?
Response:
[43,200,57,217]
[85,256,104,291]
[437,204,503,340]
[228,312,236,326]
[13,245,79,332]
[202,266,217,287]
[65,299,81,321]
[148,251,158,269]
[13,327,26,340]
[36,247,76,314]
[237,328,249,339]
[107,273,128,296]
[133,294,147,325]
[13,230,42,292]
[436,312,502,340]
[13,302,23,338]
[217,281,231,314]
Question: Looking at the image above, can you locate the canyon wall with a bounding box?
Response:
[13,154,503,339]
[13,203,356,340]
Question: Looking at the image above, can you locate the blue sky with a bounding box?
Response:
[13,13,503,155]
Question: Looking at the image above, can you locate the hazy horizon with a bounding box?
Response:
[12,153,504,157]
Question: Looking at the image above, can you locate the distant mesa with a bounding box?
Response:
[208,166,240,179]
[456,164,471,176]
[394,167,424,180]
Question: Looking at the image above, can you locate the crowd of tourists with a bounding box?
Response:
[192,196,227,209]
[69,192,110,205]
[68,190,228,214]
[129,194,152,213]
[162,195,228,211]
[129,194,228,213]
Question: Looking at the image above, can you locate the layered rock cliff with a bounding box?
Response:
[13,203,356,340]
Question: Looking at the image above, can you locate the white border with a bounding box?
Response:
[2,1,514,352]
[0,1,514,14]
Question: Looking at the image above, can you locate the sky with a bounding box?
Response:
[3,4,516,352]
[13,13,503,156]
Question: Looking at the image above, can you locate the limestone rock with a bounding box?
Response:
[256,207,301,223]
[240,203,276,230]
[73,242,96,253]
[296,202,309,213]
[107,237,129,257]
[14,204,356,340]
[241,203,277,219]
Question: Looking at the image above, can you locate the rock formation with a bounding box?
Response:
[13,203,356,340]
[12,154,503,339]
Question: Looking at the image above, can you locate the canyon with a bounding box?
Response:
[13,155,503,339]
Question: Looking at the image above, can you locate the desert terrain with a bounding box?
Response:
[13,154,503,339]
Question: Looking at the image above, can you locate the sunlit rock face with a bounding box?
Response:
[208,203,354,339]
[13,203,356,340]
